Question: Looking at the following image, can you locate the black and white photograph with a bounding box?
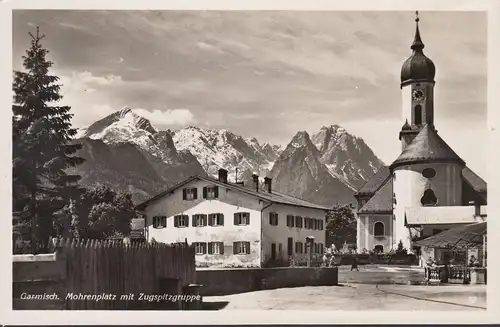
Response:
[3,0,499,324]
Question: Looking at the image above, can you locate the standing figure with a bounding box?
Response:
[351,256,359,271]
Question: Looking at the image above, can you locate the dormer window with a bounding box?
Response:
[182,188,198,201]
[203,186,219,200]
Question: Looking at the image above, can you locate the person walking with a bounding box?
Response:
[351,256,359,271]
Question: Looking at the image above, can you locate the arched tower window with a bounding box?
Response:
[414,105,422,125]
[374,222,385,237]
[421,189,438,206]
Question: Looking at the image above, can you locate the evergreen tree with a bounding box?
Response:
[12,27,84,252]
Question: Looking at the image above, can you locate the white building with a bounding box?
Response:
[136,169,328,268]
[354,14,487,264]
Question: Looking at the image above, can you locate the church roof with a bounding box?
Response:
[390,124,465,169]
[405,206,485,226]
[355,166,390,196]
[358,178,393,214]
[462,166,487,193]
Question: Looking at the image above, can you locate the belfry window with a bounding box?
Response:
[414,105,422,125]
[421,189,438,206]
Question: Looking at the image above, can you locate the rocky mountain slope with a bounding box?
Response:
[72,107,383,206]
[270,131,360,207]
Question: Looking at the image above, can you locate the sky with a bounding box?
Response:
[12,10,487,177]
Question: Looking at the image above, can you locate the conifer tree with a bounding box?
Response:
[12,27,84,252]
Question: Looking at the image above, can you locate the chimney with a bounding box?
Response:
[218,168,228,183]
[252,173,259,192]
[264,177,272,193]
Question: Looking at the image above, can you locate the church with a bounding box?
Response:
[354,13,487,263]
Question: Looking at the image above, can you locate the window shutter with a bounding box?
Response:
[234,213,238,225]
[290,215,294,228]
[233,242,237,254]
[185,215,189,227]
[174,216,178,227]
[275,213,278,226]
[219,242,224,255]
[246,213,250,224]
[192,215,196,227]
[295,242,298,253]
[153,217,157,228]
[193,188,198,200]
[203,243,207,254]
[162,216,167,228]
[220,213,224,226]
[208,242,213,254]
[182,189,187,200]
[245,242,250,253]
[269,213,273,225]
[203,187,207,199]
[203,214,207,226]
[214,186,219,198]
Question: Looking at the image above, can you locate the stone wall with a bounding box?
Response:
[197,267,338,296]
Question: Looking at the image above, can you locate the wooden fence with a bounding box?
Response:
[13,238,197,310]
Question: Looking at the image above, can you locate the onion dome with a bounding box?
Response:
[401,119,412,131]
[400,12,436,88]
[391,124,465,170]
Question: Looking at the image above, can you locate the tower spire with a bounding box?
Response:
[411,11,425,51]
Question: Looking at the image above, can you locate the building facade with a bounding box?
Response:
[354,14,487,261]
[136,169,327,268]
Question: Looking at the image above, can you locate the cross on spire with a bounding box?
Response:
[415,10,420,23]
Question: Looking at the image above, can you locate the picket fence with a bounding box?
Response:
[13,238,197,310]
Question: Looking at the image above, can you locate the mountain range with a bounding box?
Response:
[73,107,384,206]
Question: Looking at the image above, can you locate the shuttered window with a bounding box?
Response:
[152,216,167,229]
[269,212,278,226]
[208,242,224,255]
[208,213,224,226]
[233,241,251,254]
[203,186,219,200]
[295,216,303,228]
[286,215,295,227]
[174,215,189,227]
[192,214,207,227]
[182,188,198,200]
[194,242,207,254]
[234,212,250,225]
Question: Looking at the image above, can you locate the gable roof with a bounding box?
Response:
[358,178,393,214]
[390,124,465,169]
[136,174,329,211]
[404,206,485,226]
[355,166,390,196]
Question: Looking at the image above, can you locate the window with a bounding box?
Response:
[182,188,198,201]
[192,214,207,227]
[194,242,207,255]
[203,186,219,200]
[304,217,310,229]
[233,241,251,255]
[208,242,224,254]
[269,212,279,226]
[208,213,224,226]
[421,189,438,206]
[374,222,385,237]
[286,215,295,227]
[174,215,189,228]
[414,105,422,125]
[313,219,318,230]
[295,241,303,254]
[295,216,303,228]
[234,212,250,226]
[152,216,167,229]
[422,168,436,179]
[374,245,384,254]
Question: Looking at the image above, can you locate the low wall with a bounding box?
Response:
[197,267,338,296]
[335,254,418,266]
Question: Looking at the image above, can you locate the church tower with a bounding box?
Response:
[399,12,436,150]
[390,12,465,252]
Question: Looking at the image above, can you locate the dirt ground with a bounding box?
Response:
[202,283,486,310]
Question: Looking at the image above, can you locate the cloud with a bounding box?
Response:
[133,108,195,126]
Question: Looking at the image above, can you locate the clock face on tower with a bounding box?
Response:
[412,89,425,101]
